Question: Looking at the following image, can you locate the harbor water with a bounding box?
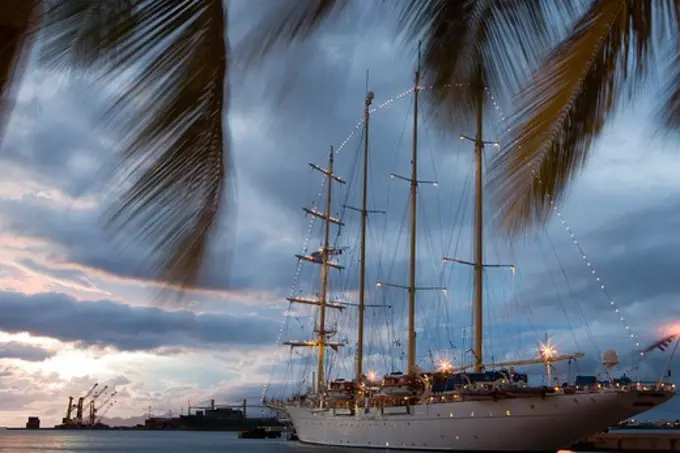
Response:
[0,430,602,453]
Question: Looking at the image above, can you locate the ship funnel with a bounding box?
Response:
[602,350,619,368]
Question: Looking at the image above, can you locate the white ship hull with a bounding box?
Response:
[286,391,673,451]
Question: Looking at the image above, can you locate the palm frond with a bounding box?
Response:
[234,0,579,133]
[0,0,39,144]
[660,0,680,131]
[234,0,349,69]
[661,49,680,130]
[38,0,230,297]
[38,0,135,73]
[489,0,679,236]
[399,0,583,130]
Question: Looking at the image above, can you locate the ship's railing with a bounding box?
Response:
[568,380,675,394]
[279,379,676,412]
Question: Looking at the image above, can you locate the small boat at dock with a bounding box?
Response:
[238,426,283,439]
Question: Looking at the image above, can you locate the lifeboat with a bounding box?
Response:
[377,372,424,397]
[562,384,577,395]
[326,379,356,402]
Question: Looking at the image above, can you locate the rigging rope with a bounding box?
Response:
[263,87,420,400]
[484,87,643,356]
[266,81,644,400]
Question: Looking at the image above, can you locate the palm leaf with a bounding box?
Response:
[660,0,680,131]
[489,0,680,236]
[661,49,680,130]
[234,0,349,69]
[238,0,580,133]
[39,0,135,72]
[400,0,582,130]
[0,0,39,144]
[38,0,230,297]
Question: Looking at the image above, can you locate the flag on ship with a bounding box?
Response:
[310,248,343,262]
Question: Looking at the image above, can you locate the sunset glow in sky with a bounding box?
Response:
[2,1,680,427]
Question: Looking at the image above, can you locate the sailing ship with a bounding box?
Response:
[268,49,676,451]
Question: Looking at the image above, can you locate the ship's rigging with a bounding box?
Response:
[257,48,677,450]
[375,44,445,377]
[282,145,347,396]
[263,58,674,405]
[272,76,586,400]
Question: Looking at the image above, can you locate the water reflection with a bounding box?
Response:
[0,430,594,453]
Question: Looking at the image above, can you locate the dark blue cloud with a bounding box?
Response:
[514,199,680,331]
[0,0,679,426]
[0,342,54,362]
[0,291,280,351]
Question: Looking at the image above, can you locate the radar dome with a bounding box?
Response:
[602,349,619,368]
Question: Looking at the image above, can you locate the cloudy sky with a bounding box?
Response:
[1,1,680,427]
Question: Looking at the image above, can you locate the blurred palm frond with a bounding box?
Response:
[235,0,349,69]
[0,0,39,143]
[399,0,583,131]
[39,0,230,296]
[489,0,680,236]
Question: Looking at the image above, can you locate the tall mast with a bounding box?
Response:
[407,45,421,376]
[317,145,335,393]
[356,87,374,382]
[378,43,441,377]
[284,145,346,398]
[444,66,509,372]
[473,67,484,373]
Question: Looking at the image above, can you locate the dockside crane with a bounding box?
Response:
[63,396,74,424]
[90,391,117,425]
[95,400,117,425]
[98,391,117,409]
[88,385,108,425]
[74,383,98,424]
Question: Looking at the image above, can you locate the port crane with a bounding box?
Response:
[95,400,117,425]
[89,391,117,425]
[59,382,126,428]
[64,397,75,424]
[87,385,108,425]
[66,383,98,425]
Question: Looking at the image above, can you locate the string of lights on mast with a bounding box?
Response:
[262,80,644,402]
[483,88,643,355]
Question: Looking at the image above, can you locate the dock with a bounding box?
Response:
[581,431,680,451]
